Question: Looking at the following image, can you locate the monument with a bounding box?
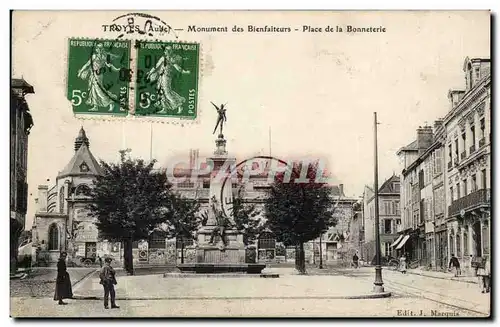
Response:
[176,103,266,274]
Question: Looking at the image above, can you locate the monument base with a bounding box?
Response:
[176,263,266,274]
[175,227,266,274]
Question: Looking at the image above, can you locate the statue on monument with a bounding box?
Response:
[208,196,233,248]
[211,102,227,136]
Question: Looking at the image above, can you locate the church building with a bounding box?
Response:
[32,128,121,265]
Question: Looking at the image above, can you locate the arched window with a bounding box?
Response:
[48,223,59,251]
[59,186,65,213]
[456,233,461,257]
[75,184,91,196]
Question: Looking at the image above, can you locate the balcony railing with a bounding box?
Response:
[479,137,486,148]
[470,144,476,154]
[460,151,466,160]
[448,188,490,217]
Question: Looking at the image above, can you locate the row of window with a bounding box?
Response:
[382,219,401,234]
[449,169,488,203]
[382,200,400,216]
[447,116,486,167]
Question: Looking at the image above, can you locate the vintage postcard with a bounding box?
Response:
[10,10,491,318]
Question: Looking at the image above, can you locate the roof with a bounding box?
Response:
[378,175,400,194]
[12,78,35,94]
[396,140,418,156]
[58,143,103,178]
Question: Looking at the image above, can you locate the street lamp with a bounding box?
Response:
[373,112,385,293]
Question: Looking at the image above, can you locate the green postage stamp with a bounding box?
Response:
[135,41,200,119]
[67,39,131,115]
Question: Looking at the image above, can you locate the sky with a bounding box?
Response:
[11,11,490,229]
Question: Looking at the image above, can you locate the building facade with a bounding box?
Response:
[397,122,446,269]
[11,79,35,273]
[362,175,401,263]
[444,57,491,268]
[397,57,490,270]
[33,128,107,264]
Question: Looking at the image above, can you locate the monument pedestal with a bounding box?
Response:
[195,227,245,264]
[177,226,265,274]
[176,131,266,275]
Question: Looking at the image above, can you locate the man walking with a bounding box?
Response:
[99,257,119,309]
[449,254,461,277]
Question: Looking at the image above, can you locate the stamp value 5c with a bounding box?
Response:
[67,38,131,115]
[135,40,200,119]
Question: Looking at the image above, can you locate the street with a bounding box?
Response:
[10,267,490,318]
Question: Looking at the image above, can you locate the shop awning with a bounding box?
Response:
[396,235,410,250]
[390,235,404,248]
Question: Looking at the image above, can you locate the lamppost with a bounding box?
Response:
[373,112,385,293]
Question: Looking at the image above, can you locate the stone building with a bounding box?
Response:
[444,57,491,268]
[33,128,108,264]
[397,122,446,269]
[11,78,35,273]
[362,175,401,263]
[396,57,491,270]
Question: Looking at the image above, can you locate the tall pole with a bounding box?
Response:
[373,112,385,293]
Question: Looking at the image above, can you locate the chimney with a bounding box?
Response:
[417,125,434,155]
[339,184,344,197]
[37,185,48,212]
[433,119,444,131]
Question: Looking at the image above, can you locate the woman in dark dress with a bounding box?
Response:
[53,251,73,305]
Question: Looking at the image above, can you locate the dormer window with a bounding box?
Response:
[79,162,89,172]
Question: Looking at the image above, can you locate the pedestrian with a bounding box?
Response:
[477,255,490,293]
[98,255,103,268]
[352,252,359,269]
[399,254,407,274]
[53,251,73,305]
[448,254,461,277]
[99,257,119,309]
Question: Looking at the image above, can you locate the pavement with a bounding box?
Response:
[404,267,479,284]
[10,267,97,298]
[10,265,490,318]
[72,267,391,300]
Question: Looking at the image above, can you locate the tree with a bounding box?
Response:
[158,192,201,264]
[264,162,337,274]
[87,150,172,274]
[232,187,266,246]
